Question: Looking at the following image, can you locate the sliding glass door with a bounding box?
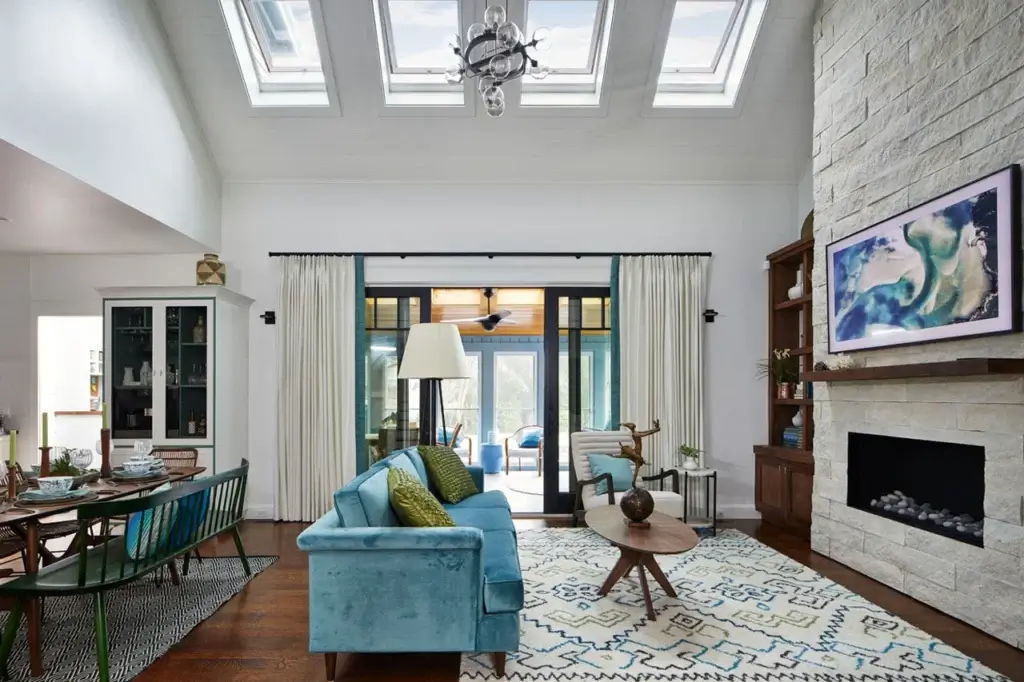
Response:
[363,288,431,472]
[543,289,612,513]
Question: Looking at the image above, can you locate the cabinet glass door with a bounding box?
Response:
[109,305,155,440]
[165,304,212,441]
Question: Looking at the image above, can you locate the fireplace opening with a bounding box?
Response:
[847,432,984,547]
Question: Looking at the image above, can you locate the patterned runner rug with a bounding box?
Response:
[0,555,276,681]
[460,529,1008,681]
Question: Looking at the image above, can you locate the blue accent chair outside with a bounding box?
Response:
[297,448,522,679]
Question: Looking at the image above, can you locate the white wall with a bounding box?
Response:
[221,181,798,517]
[0,256,31,447]
[37,316,104,461]
[795,160,813,233]
[0,0,221,248]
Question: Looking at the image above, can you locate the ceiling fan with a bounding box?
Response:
[442,288,518,332]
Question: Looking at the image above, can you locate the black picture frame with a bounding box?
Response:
[825,165,1021,354]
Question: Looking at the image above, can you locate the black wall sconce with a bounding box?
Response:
[703,309,719,323]
[260,311,276,325]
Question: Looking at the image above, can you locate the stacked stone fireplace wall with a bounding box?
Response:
[812,0,1024,647]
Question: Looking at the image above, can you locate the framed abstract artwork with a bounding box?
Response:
[827,165,1021,353]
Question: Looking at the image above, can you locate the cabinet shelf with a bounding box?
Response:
[181,342,207,347]
[774,294,811,310]
[115,327,151,333]
[773,398,811,406]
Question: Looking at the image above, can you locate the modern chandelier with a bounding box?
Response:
[445,4,552,117]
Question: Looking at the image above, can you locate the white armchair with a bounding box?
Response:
[569,430,682,526]
[504,425,544,476]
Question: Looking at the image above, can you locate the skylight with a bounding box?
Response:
[661,1,739,72]
[653,0,767,108]
[520,0,615,106]
[221,0,330,107]
[373,0,465,106]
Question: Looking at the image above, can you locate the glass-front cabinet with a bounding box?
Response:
[105,299,214,446]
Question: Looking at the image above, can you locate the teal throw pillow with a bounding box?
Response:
[519,429,542,448]
[125,482,178,560]
[587,454,633,495]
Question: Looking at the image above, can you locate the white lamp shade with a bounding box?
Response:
[397,323,470,379]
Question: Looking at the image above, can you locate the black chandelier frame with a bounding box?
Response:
[452,30,542,85]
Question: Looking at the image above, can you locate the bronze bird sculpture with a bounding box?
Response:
[614,419,661,487]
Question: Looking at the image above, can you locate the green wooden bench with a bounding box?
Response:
[0,460,251,682]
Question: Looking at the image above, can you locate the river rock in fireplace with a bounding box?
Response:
[870,490,983,539]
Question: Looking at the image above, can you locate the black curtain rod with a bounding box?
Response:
[267,251,712,258]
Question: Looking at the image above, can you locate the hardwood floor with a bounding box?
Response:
[129,519,1024,682]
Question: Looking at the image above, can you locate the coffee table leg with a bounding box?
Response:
[642,554,677,598]
[635,562,656,620]
[599,551,634,596]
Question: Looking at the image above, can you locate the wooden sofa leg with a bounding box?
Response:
[491,652,506,677]
[324,653,337,681]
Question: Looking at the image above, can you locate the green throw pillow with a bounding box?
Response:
[419,445,479,504]
[387,468,455,527]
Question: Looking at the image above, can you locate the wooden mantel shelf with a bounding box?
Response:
[800,358,1024,383]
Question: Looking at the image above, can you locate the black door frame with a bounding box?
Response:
[542,287,611,514]
[364,288,433,466]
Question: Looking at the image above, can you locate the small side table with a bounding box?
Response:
[681,468,718,536]
[479,443,503,475]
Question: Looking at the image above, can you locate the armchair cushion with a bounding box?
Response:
[388,468,455,528]
[519,429,542,448]
[447,507,516,533]
[481,530,523,613]
[587,454,633,495]
[387,450,429,485]
[420,445,479,504]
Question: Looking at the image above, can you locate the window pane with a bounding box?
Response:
[387,0,459,71]
[526,0,599,71]
[494,354,537,435]
[663,1,736,71]
[250,0,322,71]
[581,297,603,328]
[445,354,480,443]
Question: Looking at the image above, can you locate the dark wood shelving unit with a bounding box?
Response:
[754,236,815,540]
[801,358,1024,383]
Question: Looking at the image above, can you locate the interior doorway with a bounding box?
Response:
[36,316,104,465]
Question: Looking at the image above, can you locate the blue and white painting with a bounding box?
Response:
[827,167,1019,352]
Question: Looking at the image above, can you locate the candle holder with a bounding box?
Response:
[39,446,51,478]
[6,463,16,501]
[100,428,111,479]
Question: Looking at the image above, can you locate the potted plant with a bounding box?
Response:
[757,348,800,399]
[677,444,702,471]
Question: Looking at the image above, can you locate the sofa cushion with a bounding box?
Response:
[587,454,633,495]
[481,530,523,613]
[446,507,515,533]
[386,450,428,486]
[443,490,510,511]
[388,468,455,528]
[334,462,397,527]
[420,445,479,504]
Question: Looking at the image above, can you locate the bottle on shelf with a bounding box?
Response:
[188,410,196,436]
[198,414,207,437]
[193,315,206,344]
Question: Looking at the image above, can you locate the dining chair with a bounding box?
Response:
[0,465,81,565]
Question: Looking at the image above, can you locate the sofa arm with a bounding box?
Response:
[298,511,486,654]
[297,513,483,552]
[467,464,484,492]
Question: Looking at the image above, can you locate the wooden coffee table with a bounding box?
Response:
[586,506,700,620]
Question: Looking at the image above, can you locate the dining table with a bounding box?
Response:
[0,466,205,677]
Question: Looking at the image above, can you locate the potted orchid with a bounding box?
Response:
[757,348,800,399]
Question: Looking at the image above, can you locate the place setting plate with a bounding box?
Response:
[15,487,98,508]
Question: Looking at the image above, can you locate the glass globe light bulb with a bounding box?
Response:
[531,26,551,52]
[466,22,486,43]
[530,63,550,80]
[477,74,497,94]
[483,4,506,29]
[482,85,505,108]
[485,98,506,118]
[489,55,512,79]
[444,65,464,85]
[496,21,521,49]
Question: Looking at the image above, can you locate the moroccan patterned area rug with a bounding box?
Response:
[460,529,1008,681]
[0,556,276,681]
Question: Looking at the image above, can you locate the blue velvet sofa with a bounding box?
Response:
[297,448,522,679]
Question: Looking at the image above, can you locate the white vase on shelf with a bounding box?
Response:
[792,411,803,428]
[683,458,700,471]
[787,267,804,300]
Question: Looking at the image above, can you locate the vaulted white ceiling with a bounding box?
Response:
[155,0,814,183]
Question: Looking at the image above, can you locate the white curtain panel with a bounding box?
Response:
[276,255,358,522]
[619,255,708,476]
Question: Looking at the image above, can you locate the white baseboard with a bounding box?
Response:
[717,504,761,519]
[245,504,274,520]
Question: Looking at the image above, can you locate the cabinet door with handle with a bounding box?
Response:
[786,461,814,530]
[105,301,157,442]
[755,455,786,513]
